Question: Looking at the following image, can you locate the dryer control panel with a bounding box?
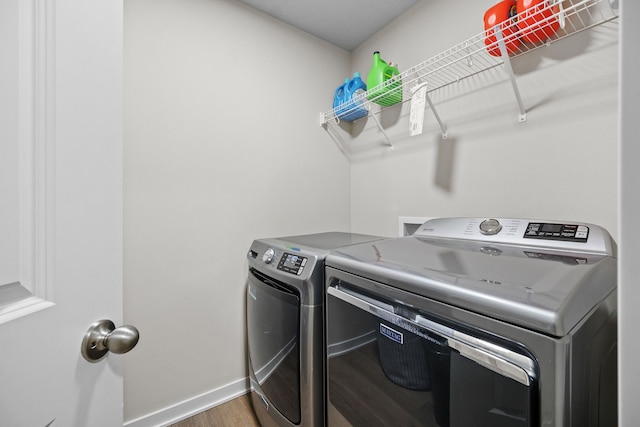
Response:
[277,252,308,276]
[249,247,309,276]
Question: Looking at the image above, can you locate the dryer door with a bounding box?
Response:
[326,275,539,427]
[247,268,301,424]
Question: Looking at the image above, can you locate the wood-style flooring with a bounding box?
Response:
[169,393,260,427]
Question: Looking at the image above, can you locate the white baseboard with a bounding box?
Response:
[124,376,251,427]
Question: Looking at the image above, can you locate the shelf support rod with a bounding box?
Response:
[368,108,394,151]
[425,91,448,140]
[495,25,527,122]
[322,121,351,159]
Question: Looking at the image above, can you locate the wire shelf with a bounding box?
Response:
[321,0,618,137]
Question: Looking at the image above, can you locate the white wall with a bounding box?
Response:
[618,0,639,423]
[123,0,629,424]
[347,0,619,240]
[123,0,351,423]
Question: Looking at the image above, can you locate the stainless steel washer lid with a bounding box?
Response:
[325,218,617,337]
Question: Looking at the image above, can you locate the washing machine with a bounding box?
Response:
[325,217,617,426]
[246,232,382,427]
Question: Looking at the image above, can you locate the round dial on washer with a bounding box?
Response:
[479,219,502,235]
[262,248,275,264]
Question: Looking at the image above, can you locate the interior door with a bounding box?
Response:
[0,1,127,426]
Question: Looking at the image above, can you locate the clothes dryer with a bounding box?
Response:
[246,232,382,427]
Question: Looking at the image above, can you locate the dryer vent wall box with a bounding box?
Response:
[399,216,434,236]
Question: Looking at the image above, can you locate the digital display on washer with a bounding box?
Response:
[524,222,589,242]
[277,252,308,275]
[540,223,563,233]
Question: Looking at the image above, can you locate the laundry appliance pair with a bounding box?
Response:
[247,218,617,427]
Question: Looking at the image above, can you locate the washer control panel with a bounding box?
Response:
[524,222,589,242]
[479,219,502,235]
[414,217,614,256]
[277,252,308,276]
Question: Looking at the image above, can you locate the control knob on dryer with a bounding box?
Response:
[262,248,275,264]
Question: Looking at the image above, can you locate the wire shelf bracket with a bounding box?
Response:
[369,109,394,151]
[495,25,528,123]
[319,0,619,149]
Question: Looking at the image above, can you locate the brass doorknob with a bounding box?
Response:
[81,319,140,362]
